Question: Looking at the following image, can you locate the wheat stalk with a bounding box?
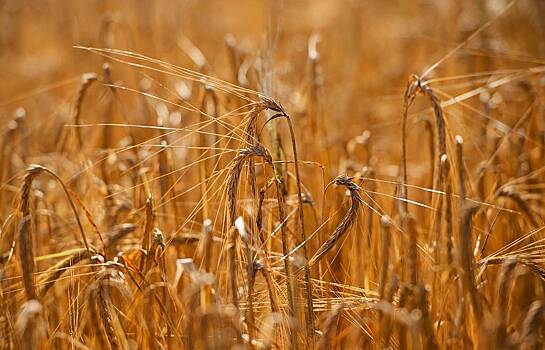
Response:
[309,175,362,267]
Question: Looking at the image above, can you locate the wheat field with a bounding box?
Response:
[1,1,545,349]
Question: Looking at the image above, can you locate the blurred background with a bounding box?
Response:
[2,1,544,155]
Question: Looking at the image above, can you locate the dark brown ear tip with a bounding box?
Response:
[260,95,284,113]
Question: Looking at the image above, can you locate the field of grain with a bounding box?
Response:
[1,1,545,349]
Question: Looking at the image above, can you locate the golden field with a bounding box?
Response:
[1,1,545,349]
